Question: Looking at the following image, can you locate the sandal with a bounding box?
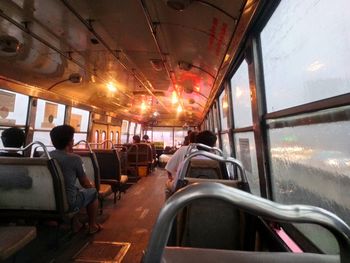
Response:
[88,223,103,235]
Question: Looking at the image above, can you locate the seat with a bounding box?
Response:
[93,149,128,203]
[73,150,113,213]
[0,226,37,261]
[143,183,350,263]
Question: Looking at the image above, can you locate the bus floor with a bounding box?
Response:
[4,167,168,263]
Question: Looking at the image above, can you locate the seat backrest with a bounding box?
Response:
[73,151,100,191]
[0,157,70,217]
[186,159,226,179]
[93,149,121,181]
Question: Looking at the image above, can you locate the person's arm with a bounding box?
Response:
[75,155,95,189]
[78,175,94,188]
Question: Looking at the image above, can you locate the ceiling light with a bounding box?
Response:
[107,82,117,92]
[141,101,147,111]
[150,59,164,71]
[178,61,193,71]
[177,105,183,113]
[166,0,194,11]
[172,91,178,104]
[153,111,159,117]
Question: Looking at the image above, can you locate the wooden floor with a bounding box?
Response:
[6,168,168,263]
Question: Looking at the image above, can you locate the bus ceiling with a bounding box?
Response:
[0,0,259,126]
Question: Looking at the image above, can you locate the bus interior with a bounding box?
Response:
[0,0,349,262]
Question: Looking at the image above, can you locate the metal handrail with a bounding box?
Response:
[143,182,350,263]
[185,143,223,157]
[0,141,52,159]
[177,150,247,184]
[73,140,92,153]
[89,140,115,150]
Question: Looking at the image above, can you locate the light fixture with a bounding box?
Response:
[0,35,21,56]
[172,91,178,104]
[166,0,237,20]
[150,59,164,71]
[166,0,193,11]
[141,101,147,111]
[178,60,215,79]
[48,73,82,91]
[177,105,183,113]
[153,111,159,117]
[107,82,117,92]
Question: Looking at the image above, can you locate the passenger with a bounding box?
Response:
[133,135,141,143]
[142,134,150,143]
[49,125,102,234]
[165,131,197,198]
[166,130,217,196]
[0,127,25,157]
[183,135,190,146]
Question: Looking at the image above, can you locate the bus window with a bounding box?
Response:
[234,132,260,196]
[0,89,29,126]
[219,88,230,131]
[230,60,252,128]
[121,120,128,144]
[70,107,89,142]
[115,131,119,144]
[152,127,173,148]
[94,130,99,143]
[101,131,106,141]
[261,0,350,253]
[174,128,186,147]
[129,122,136,141]
[33,99,65,145]
[135,123,141,136]
[261,0,350,113]
[110,131,114,143]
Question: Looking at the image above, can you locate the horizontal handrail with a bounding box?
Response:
[73,140,92,153]
[186,143,223,157]
[0,141,52,159]
[143,182,350,263]
[89,140,115,150]
[178,150,247,183]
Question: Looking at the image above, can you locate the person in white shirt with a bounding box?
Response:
[165,131,197,198]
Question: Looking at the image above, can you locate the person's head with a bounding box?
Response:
[50,125,75,150]
[189,131,198,144]
[1,127,25,148]
[183,135,190,146]
[142,134,149,142]
[196,130,217,148]
[133,135,141,143]
[187,130,192,136]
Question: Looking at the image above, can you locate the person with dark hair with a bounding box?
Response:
[50,125,101,234]
[166,130,217,196]
[183,135,190,146]
[0,127,25,157]
[142,134,150,143]
[133,135,141,143]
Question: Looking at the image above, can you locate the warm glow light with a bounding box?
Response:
[177,105,183,113]
[153,111,159,117]
[172,91,178,104]
[107,82,117,92]
[141,101,147,111]
[223,100,228,109]
[195,85,200,92]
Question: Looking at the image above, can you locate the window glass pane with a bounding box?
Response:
[70,107,89,132]
[152,127,173,147]
[261,0,350,113]
[174,128,187,147]
[219,89,229,131]
[129,122,136,137]
[135,124,141,135]
[220,133,231,157]
[234,132,260,196]
[35,99,65,130]
[268,114,350,253]
[212,104,219,133]
[101,131,106,141]
[94,130,99,143]
[115,131,119,144]
[33,131,52,146]
[110,131,114,142]
[0,89,29,126]
[121,134,128,144]
[230,60,252,128]
[121,120,129,133]
[74,133,87,145]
